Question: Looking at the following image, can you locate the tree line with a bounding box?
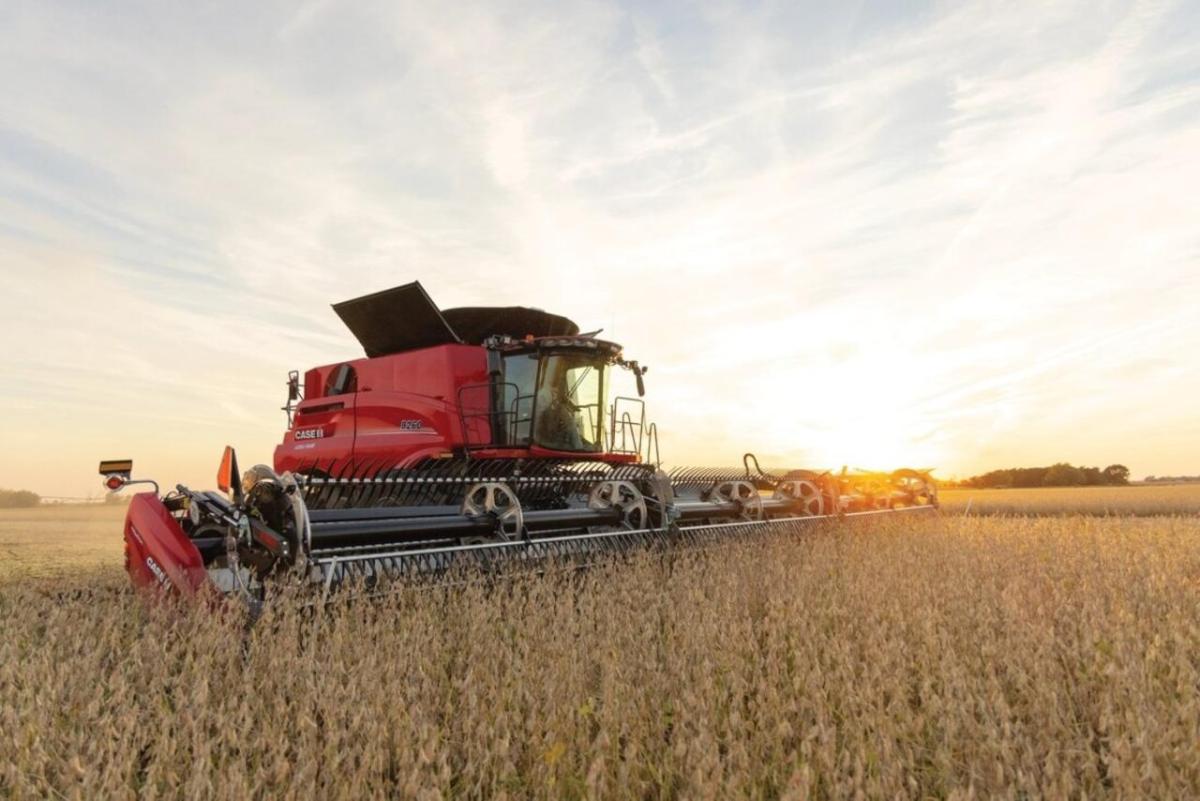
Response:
[955,463,1130,489]
[0,489,41,508]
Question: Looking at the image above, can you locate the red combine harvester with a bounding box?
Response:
[102,282,937,603]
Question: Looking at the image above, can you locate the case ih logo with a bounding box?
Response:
[294,427,326,440]
[145,556,171,588]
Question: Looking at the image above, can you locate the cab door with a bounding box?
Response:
[275,363,358,472]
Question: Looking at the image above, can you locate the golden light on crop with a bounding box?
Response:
[5,504,1200,797]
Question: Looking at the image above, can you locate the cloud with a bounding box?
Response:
[0,0,1197,495]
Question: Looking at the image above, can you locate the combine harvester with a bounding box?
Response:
[102,282,937,603]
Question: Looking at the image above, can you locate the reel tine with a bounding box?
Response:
[326,460,350,503]
[355,459,383,506]
[308,459,330,508]
[313,461,331,506]
[394,461,418,506]
[342,461,365,507]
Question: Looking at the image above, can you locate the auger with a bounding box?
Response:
[101,282,937,603]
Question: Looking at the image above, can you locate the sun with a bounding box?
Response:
[759,352,947,474]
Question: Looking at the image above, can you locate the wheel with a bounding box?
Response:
[461,482,524,541]
[773,479,824,516]
[587,480,649,530]
[712,480,764,521]
[890,469,937,507]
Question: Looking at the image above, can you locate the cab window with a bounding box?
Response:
[501,353,538,445]
[323,364,357,396]
[533,352,605,452]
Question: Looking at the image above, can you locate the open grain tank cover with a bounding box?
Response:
[332,282,462,357]
[333,281,580,356]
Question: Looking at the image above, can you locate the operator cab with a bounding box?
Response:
[495,336,621,453]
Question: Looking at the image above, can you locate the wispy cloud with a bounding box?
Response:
[1,0,1197,495]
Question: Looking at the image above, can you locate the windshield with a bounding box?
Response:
[533,352,606,452]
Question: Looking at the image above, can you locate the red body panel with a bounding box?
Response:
[275,344,489,473]
[283,391,359,466]
[123,493,210,594]
[353,345,490,463]
[275,343,639,472]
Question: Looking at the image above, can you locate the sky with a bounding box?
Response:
[1,0,1198,498]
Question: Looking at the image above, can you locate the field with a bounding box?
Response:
[3,499,1200,798]
[938,483,1200,516]
[0,503,126,580]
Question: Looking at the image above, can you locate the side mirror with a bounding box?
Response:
[635,364,647,397]
[287,371,300,402]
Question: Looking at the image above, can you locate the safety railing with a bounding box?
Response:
[608,397,660,466]
[609,397,645,456]
[457,382,534,450]
[644,422,661,467]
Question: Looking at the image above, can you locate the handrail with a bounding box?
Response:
[609,396,646,456]
[457,381,524,450]
[645,422,661,466]
[617,411,637,453]
[508,393,534,444]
